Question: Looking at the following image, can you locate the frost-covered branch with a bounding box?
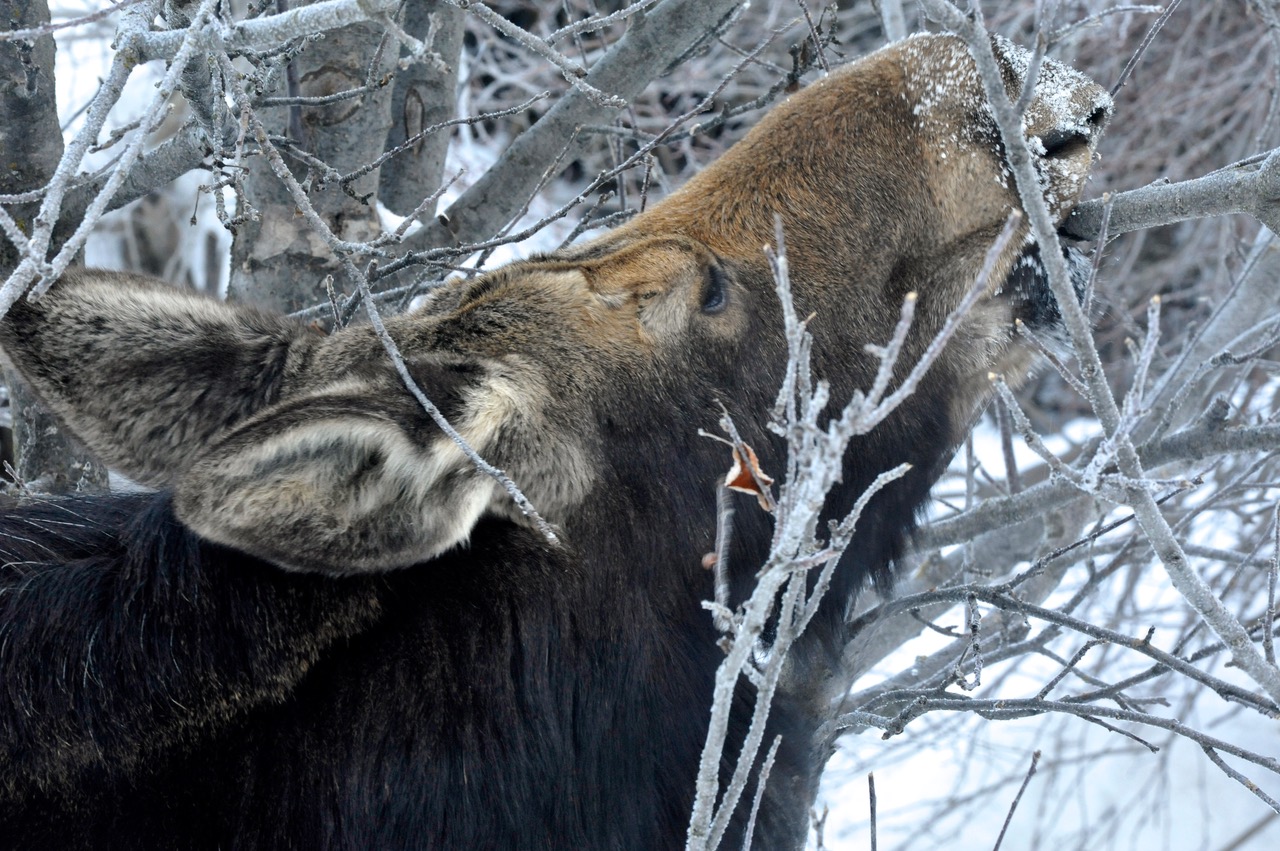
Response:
[687,207,1009,848]
[443,0,624,107]
[0,0,141,43]
[136,0,402,61]
[1064,149,1280,239]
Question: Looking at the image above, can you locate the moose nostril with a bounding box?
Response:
[1037,104,1109,158]
[1038,129,1089,159]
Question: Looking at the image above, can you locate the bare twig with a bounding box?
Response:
[0,0,142,42]
[794,0,829,74]
[1110,0,1186,96]
[1201,745,1280,814]
[409,0,748,252]
[858,212,1022,432]
[1268,503,1279,665]
[739,736,782,850]
[547,0,663,43]
[868,772,878,851]
[1050,5,1163,42]
[992,750,1041,851]
[446,0,624,107]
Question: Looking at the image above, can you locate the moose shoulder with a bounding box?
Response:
[0,35,1108,850]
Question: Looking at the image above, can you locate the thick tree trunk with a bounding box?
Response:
[228,15,401,312]
[0,0,106,492]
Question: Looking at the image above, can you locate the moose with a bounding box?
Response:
[0,34,1109,849]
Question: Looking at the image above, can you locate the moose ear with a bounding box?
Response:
[0,270,320,486]
[170,373,504,573]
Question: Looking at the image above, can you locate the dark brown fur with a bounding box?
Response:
[0,36,1108,849]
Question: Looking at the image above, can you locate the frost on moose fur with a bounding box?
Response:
[0,35,1108,850]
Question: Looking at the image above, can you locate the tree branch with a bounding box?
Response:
[1064,149,1280,240]
[408,0,745,253]
[137,0,403,61]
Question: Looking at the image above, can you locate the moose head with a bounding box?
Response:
[0,34,1108,850]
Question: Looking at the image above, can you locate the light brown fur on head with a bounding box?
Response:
[0,35,1109,579]
[601,35,1108,418]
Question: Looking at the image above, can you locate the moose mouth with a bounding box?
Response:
[1004,236,1091,336]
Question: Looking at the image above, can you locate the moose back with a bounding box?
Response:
[0,35,1108,850]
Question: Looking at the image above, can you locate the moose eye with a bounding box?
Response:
[701,264,728,314]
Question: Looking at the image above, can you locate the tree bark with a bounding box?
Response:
[0,0,106,492]
[378,0,464,217]
[228,14,399,312]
